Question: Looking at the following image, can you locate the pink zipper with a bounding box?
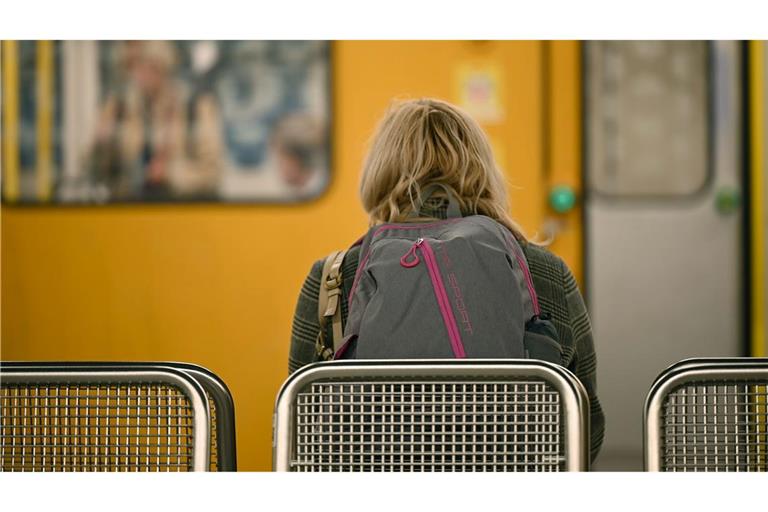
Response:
[514,250,540,316]
[403,238,466,358]
[347,219,541,336]
[348,219,463,308]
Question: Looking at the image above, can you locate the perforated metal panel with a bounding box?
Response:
[0,366,211,472]
[645,359,768,472]
[274,361,589,472]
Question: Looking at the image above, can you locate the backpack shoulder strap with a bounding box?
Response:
[315,249,347,360]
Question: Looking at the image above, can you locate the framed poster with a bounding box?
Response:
[1,40,331,204]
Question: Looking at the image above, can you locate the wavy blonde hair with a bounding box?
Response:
[359,98,525,240]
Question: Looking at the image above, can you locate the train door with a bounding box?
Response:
[584,41,745,470]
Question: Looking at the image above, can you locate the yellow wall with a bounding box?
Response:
[1,41,582,470]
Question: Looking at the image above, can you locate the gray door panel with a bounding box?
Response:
[585,41,744,470]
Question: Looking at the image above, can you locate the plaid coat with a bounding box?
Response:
[288,211,605,462]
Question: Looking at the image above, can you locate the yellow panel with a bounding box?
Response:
[748,42,765,462]
[2,40,20,202]
[546,41,583,284]
[1,41,550,470]
[750,40,766,357]
[36,40,54,202]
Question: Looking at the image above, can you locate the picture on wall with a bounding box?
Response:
[1,40,331,204]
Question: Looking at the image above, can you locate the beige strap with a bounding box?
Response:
[315,250,347,360]
[325,250,346,353]
[317,251,342,325]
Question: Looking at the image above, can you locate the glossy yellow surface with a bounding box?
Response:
[2,41,20,202]
[750,40,766,357]
[1,41,583,470]
[35,40,54,202]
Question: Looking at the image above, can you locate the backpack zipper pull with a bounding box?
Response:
[400,238,423,268]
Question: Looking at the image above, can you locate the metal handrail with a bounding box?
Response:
[1,362,211,471]
[644,357,768,471]
[273,359,590,472]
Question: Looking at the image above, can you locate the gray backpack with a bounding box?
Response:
[316,185,562,364]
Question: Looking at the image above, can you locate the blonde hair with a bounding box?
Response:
[359,98,525,240]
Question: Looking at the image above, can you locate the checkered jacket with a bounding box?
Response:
[288,210,605,462]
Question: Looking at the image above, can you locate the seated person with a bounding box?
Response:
[288,98,604,461]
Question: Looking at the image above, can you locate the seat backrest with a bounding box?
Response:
[0,363,211,472]
[644,358,768,472]
[1,361,237,471]
[273,359,590,472]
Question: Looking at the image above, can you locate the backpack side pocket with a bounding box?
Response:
[523,314,562,364]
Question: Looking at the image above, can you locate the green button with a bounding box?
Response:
[715,187,740,215]
[549,185,576,214]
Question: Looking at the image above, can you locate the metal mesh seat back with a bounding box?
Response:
[660,379,768,472]
[292,378,566,472]
[1,364,211,472]
[1,382,197,472]
[646,359,768,472]
[2,362,235,472]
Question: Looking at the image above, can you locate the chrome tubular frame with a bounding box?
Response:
[644,358,768,472]
[0,363,211,472]
[273,359,590,472]
[161,363,237,471]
